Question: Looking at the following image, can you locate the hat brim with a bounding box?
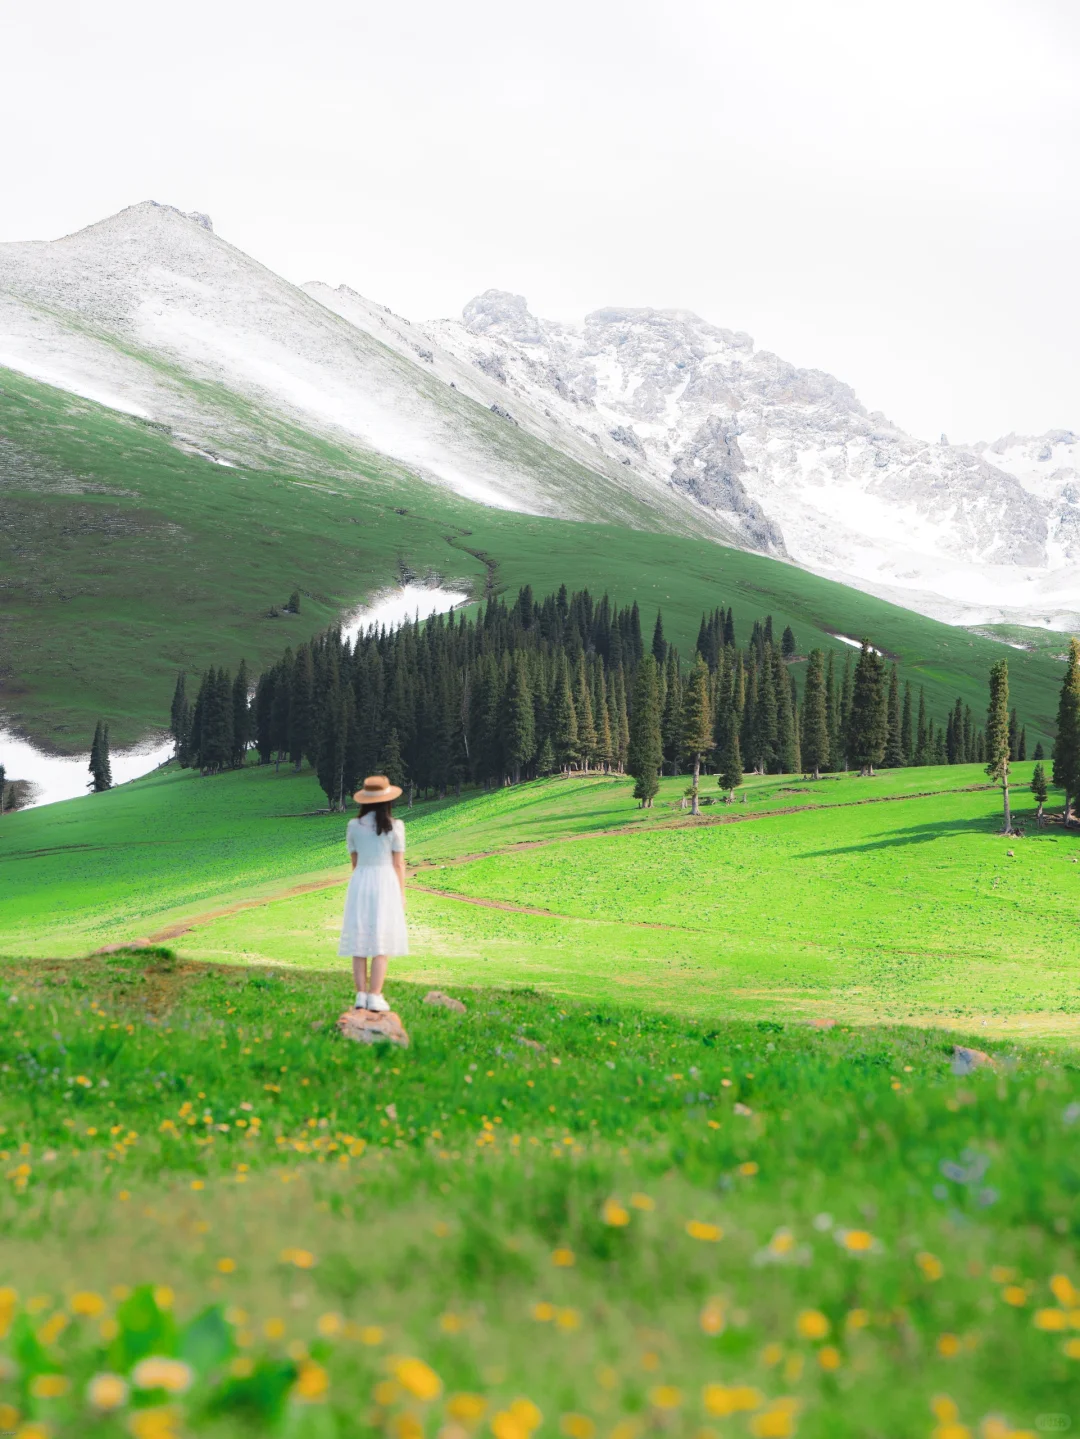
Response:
[352,785,403,804]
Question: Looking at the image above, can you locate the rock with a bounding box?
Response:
[337,1009,409,1048]
[951,1045,993,1075]
[806,1018,837,1029]
[424,990,466,1013]
[515,1035,545,1051]
[733,1102,753,1117]
[1006,849,1015,857]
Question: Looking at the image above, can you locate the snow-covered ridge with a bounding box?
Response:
[0,202,1077,628]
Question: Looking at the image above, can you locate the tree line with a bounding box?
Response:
[167,583,1045,814]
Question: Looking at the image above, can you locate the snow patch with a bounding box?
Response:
[833,635,882,655]
[341,584,471,646]
[0,729,173,810]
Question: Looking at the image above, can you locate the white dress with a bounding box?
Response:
[337,814,409,958]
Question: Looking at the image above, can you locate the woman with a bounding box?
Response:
[338,775,408,1011]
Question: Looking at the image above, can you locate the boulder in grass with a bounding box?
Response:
[424,990,466,1013]
[806,1017,837,1029]
[952,1045,993,1075]
[337,1008,410,1048]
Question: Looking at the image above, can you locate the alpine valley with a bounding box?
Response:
[0,200,1076,746]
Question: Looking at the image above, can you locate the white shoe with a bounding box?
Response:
[366,992,391,1013]
[354,990,369,1009]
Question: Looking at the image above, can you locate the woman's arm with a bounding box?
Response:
[350,852,358,872]
[392,850,406,904]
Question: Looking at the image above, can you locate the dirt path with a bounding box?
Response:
[408,884,678,928]
[147,780,996,944]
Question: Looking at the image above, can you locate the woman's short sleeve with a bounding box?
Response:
[391,819,406,854]
[346,820,359,854]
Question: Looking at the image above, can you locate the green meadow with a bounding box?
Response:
[2,761,1079,1437]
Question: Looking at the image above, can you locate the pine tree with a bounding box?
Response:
[536,734,556,776]
[169,673,191,760]
[661,651,682,776]
[316,681,348,810]
[751,647,779,774]
[574,655,598,771]
[1018,726,1026,761]
[1034,740,1045,760]
[915,687,929,765]
[681,655,713,814]
[801,649,830,779]
[1008,707,1020,762]
[897,682,914,765]
[781,625,796,658]
[627,655,663,808]
[651,611,667,665]
[883,665,904,768]
[824,650,839,770]
[1031,761,1048,827]
[838,654,853,770]
[847,641,887,776]
[378,727,406,788]
[505,654,536,784]
[550,654,579,774]
[718,730,743,802]
[773,648,797,773]
[88,721,113,792]
[289,646,314,771]
[985,658,1013,834]
[231,661,251,767]
[1052,636,1080,826]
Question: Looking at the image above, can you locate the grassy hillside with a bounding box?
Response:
[1,953,1078,1437]
[2,760,1077,1040]
[0,368,1067,752]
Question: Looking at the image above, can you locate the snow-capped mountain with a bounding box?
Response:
[1,202,1077,628]
[417,291,1078,628]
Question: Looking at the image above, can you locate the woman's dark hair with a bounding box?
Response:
[359,800,394,836]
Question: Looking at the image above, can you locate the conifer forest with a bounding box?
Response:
[169,585,1036,811]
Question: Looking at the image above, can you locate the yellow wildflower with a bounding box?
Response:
[555,1308,580,1330]
[1001,1286,1027,1307]
[737,1161,759,1176]
[216,1258,236,1275]
[842,1230,874,1253]
[292,1361,329,1403]
[131,1358,194,1394]
[937,1334,961,1357]
[70,1291,106,1317]
[602,1198,630,1227]
[359,1325,385,1345]
[30,1374,69,1399]
[685,1220,723,1242]
[317,1312,344,1338]
[1034,1309,1068,1331]
[279,1247,316,1269]
[1064,1338,1080,1359]
[629,1193,654,1211]
[551,1248,575,1267]
[128,1409,180,1439]
[447,1393,488,1422]
[394,1357,442,1402]
[699,1299,725,1336]
[87,1373,128,1411]
[750,1410,795,1439]
[796,1309,829,1340]
[649,1386,682,1410]
[391,1414,423,1439]
[917,1252,944,1281]
[0,1408,18,1433]
[560,1415,596,1439]
[1050,1274,1078,1308]
[931,1396,959,1423]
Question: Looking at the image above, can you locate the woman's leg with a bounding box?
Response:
[352,955,369,992]
[368,954,389,995]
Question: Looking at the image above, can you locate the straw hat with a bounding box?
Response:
[353,774,403,804]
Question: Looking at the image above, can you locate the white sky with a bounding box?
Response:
[3,0,1078,444]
